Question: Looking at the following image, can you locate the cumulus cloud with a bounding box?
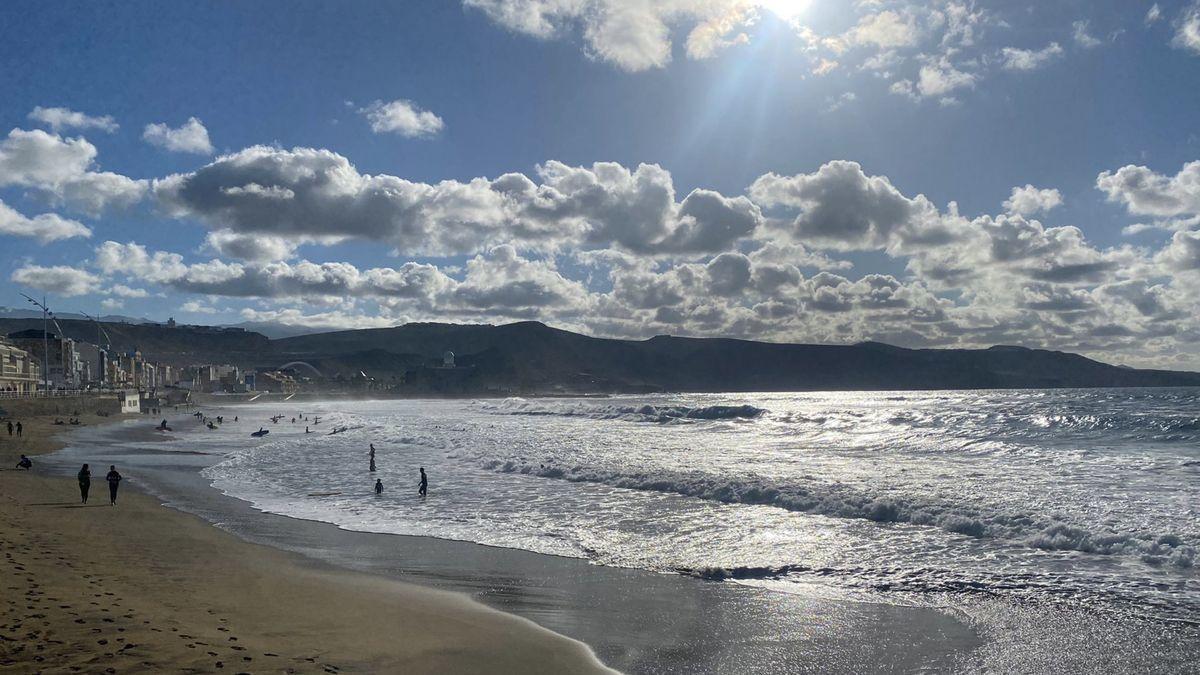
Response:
[0,128,146,213]
[844,10,920,49]
[11,265,102,296]
[463,0,759,71]
[1003,185,1063,216]
[1096,161,1200,218]
[359,99,445,138]
[142,117,214,154]
[1000,42,1064,71]
[203,229,300,262]
[749,160,957,253]
[153,146,760,255]
[28,107,118,133]
[0,199,91,242]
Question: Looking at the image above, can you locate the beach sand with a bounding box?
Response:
[0,407,611,674]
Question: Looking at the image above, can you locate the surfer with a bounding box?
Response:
[374,478,383,494]
[369,444,376,472]
[418,467,427,497]
[15,454,32,470]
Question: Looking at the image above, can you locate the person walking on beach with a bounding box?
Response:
[418,467,427,497]
[15,421,22,437]
[78,464,91,504]
[15,454,32,470]
[6,421,12,436]
[106,465,122,506]
[374,478,383,494]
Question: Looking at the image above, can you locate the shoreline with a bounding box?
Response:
[0,405,613,674]
[40,403,987,674]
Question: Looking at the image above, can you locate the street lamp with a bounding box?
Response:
[19,293,51,392]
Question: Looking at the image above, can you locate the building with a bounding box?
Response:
[76,343,110,387]
[0,338,41,394]
[118,389,141,414]
[256,370,298,394]
[6,330,81,388]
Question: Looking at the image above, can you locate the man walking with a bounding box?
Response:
[106,465,122,506]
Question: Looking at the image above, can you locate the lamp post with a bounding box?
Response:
[20,293,51,392]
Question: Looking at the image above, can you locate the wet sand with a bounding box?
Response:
[0,411,611,674]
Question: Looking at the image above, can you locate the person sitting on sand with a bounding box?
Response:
[418,467,428,497]
[15,454,32,470]
[78,464,91,504]
[375,478,383,494]
[106,466,122,506]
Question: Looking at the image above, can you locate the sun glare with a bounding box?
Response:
[756,0,810,20]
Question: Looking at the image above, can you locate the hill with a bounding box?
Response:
[0,318,271,368]
[272,321,1200,393]
[6,317,1198,393]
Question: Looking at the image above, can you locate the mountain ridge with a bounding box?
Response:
[3,317,1197,393]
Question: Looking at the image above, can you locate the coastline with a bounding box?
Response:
[0,404,613,674]
[36,402,988,674]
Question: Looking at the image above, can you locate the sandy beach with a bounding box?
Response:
[0,404,611,674]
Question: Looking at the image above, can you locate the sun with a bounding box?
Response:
[756,0,810,20]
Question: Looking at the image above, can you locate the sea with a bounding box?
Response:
[73,388,1200,671]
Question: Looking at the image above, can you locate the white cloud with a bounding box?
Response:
[0,128,146,213]
[0,199,91,243]
[203,229,300,262]
[845,10,919,49]
[1072,20,1102,48]
[11,265,102,296]
[180,300,219,314]
[110,284,149,298]
[1003,185,1063,216]
[749,160,958,253]
[142,117,214,154]
[1001,42,1064,71]
[917,60,975,97]
[101,298,124,310]
[1146,4,1162,25]
[359,100,445,138]
[28,107,118,133]
[1174,2,1200,54]
[1096,161,1200,218]
[153,146,761,255]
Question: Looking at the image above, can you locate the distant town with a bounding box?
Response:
[0,317,303,408]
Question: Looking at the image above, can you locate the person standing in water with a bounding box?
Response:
[369,444,376,472]
[374,478,383,494]
[418,467,427,497]
[106,466,122,505]
[77,464,91,503]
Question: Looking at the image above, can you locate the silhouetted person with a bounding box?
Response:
[15,421,22,437]
[305,426,310,433]
[374,479,383,494]
[15,455,32,470]
[106,466,122,506]
[6,421,12,436]
[78,464,91,504]
[418,467,427,497]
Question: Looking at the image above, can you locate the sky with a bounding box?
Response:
[2,0,1200,368]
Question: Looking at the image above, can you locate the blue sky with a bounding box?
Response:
[3,0,1200,367]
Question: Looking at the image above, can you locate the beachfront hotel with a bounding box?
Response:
[0,337,40,395]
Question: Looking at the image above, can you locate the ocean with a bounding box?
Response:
[65,388,1200,672]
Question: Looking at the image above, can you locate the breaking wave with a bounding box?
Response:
[483,399,767,424]
[480,459,1196,568]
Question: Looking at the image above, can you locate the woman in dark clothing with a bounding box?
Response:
[78,464,91,503]
[106,466,122,506]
